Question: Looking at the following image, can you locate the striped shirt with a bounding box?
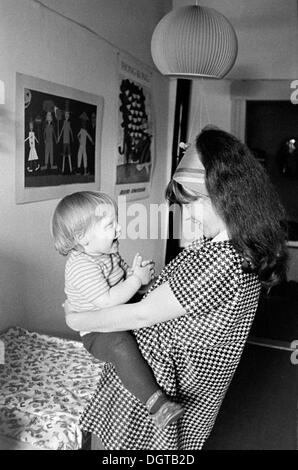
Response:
[65,250,129,334]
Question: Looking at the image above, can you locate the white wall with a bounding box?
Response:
[39,0,169,69]
[0,0,172,335]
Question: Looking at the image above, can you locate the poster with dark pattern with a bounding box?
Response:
[115,54,154,201]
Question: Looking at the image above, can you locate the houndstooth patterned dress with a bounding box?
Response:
[79,238,261,450]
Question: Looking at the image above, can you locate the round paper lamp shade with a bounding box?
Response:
[151,6,238,79]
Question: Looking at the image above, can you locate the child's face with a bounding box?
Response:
[83,205,121,256]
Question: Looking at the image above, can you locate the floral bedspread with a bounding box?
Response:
[0,327,103,450]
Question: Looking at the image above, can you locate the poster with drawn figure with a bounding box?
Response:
[23,87,97,186]
[115,53,154,201]
[16,74,104,204]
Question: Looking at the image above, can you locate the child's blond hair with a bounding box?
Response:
[51,191,117,256]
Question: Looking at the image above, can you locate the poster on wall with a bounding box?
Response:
[115,53,155,201]
[15,73,104,204]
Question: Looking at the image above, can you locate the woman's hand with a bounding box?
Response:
[63,300,90,331]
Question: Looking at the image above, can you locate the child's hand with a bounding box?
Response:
[132,254,155,285]
[126,254,153,278]
[131,254,155,269]
[141,258,155,268]
[141,259,155,280]
[131,253,141,272]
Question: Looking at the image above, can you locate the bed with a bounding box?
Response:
[0,327,103,450]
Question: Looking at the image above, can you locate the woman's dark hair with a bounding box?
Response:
[166,127,288,289]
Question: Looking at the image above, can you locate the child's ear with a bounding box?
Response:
[76,233,89,247]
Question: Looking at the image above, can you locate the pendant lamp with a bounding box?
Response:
[151,5,238,79]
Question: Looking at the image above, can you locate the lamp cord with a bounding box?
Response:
[187,78,211,143]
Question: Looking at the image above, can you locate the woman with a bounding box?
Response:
[65,127,288,450]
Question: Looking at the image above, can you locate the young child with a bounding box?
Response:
[51,191,184,429]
